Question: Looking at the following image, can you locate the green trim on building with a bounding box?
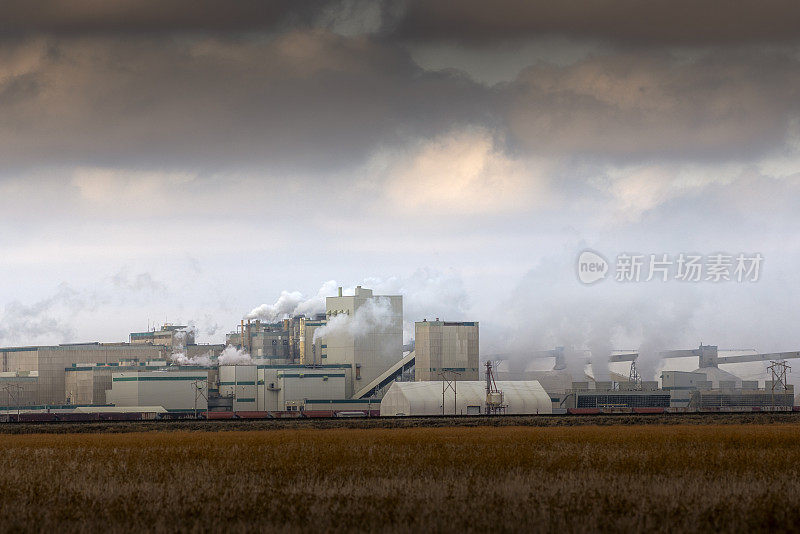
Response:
[306,399,377,404]
[112,376,207,382]
[0,377,37,382]
[277,373,346,379]
[256,364,349,369]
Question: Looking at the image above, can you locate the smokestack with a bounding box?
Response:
[247,319,251,355]
[338,286,342,297]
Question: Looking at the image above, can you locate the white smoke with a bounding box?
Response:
[345,269,470,343]
[489,250,701,382]
[172,327,191,350]
[313,297,394,343]
[246,280,338,322]
[170,326,213,366]
[171,350,215,367]
[218,345,253,365]
[0,283,94,345]
[245,271,468,344]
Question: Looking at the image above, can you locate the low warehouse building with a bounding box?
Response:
[380,381,552,416]
[108,370,209,412]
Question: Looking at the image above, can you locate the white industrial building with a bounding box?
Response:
[107,370,209,411]
[414,320,479,381]
[380,380,553,416]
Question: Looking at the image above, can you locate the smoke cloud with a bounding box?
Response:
[313,297,394,343]
[171,351,215,367]
[0,284,95,345]
[111,270,167,293]
[218,345,252,366]
[489,250,702,382]
[246,281,338,322]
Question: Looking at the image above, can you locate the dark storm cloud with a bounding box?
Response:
[502,51,800,162]
[2,33,799,173]
[0,1,324,35]
[0,33,490,172]
[0,1,799,175]
[394,0,800,46]
[4,1,800,46]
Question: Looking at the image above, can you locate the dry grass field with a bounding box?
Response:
[1,423,800,532]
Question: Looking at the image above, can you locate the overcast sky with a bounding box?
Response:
[1,1,800,371]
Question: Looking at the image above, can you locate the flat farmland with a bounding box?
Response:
[1,424,799,532]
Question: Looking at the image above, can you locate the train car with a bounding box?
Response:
[632,407,666,414]
[234,411,272,419]
[206,411,236,420]
[301,410,335,418]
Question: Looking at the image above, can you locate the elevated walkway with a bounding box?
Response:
[353,351,416,399]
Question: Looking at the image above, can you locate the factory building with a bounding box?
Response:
[380,380,552,416]
[107,370,210,412]
[130,323,193,347]
[65,362,221,406]
[0,326,223,405]
[219,363,351,411]
[0,343,167,404]
[300,319,327,365]
[0,371,39,408]
[321,286,403,396]
[689,388,794,410]
[563,381,671,409]
[227,315,328,363]
[227,320,291,361]
[219,365,258,411]
[414,320,479,381]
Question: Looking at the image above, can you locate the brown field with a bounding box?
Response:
[1,423,800,533]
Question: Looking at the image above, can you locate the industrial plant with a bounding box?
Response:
[0,285,798,421]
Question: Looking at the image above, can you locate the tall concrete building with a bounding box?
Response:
[321,286,403,396]
[414,320,479,381]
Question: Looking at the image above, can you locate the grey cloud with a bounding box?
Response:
[501,52,800,163]
[3,34,798,176]
[0,1,322,36]
[112,270,167,293]
[0,284,90,345]
[0,33,489,173]
[4,1,800,47]
[394,0,800,46]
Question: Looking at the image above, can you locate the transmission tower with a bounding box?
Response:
[1,384,23,419]
[767,360,791,411]
[191,379,208,419]
[629,361,642,390]
[438,369,461,415]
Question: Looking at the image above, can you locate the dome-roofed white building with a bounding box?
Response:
[380,380,552,416]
